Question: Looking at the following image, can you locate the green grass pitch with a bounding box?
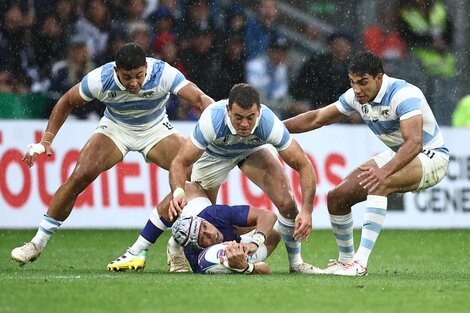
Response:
[1,229,469,313]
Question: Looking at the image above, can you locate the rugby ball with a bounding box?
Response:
[197,244,233,274]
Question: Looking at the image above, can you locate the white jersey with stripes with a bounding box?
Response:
[79,57,189,130]
[336,74,448,155]
[190,100,292,159]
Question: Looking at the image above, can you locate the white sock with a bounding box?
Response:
[31,214,63,250]
[129,235,152,255]
[329,212,354,264]
[354,195,387,267]
[167,236,183,255]
[277,215,303,268]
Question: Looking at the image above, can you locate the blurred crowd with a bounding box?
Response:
[0,0,468,126]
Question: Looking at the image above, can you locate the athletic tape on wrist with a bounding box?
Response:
[250,231,266,247]
[172,187,185,199]
[27,143,46,156]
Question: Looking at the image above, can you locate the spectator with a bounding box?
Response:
[291,31,354,110]
[245,37,289,117]
[452,95,470,127]
[129,21,152,56]
[148,6,176,55]
[93,27,128,67]
[0,69,28,93]
[178,0,220,52]
[56,0,79,39]
[180,28,219,108]
[74,0,113,58]
[123,0,146,24]
[397,0,455,77]
[50,34,102,119]
[224,3,246,37]
[244,0,280,60]
[363,2,406,75]
[31,13,68,92]
[157,39,197,121]
[0,2,35,90]
[212,34,246,101]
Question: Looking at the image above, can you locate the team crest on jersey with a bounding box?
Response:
[142,91,155,97]
[361,104,369,114]
[108,91,116,98]
[381,109,390,117]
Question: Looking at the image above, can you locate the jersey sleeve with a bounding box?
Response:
[79,67,103,101]
[260,106,292,151]
[190,104,217,149]
[161,62,189,95]
[393,87,422,120]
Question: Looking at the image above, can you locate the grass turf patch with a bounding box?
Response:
[1,229,468,313]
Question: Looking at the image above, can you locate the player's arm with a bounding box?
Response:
[177,82,214,112]
[241,206,277,254]
[360,115,423,191]
[279,139,316,241]
[168,137,204,219]
[283,103,344,133]
[22,84,88,167]
[223,242,272,275]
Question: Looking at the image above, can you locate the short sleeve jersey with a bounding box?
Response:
[79,57,189,130]
[189,100,292,159]
[183,204,250,273]
[336,74,448,154]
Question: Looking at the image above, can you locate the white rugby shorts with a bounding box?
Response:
[94,116,179,159]
[373,149,449,192]
[191,145,270,189]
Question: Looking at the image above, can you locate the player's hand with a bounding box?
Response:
[358,166,385,192]
[222,242,248,270]
[168,196,187,221]
[22,141,53,168]
[241,242,258,256]
[293,210,312,241]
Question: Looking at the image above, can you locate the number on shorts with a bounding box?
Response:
[423,149,435,159]
[163,121,174,130]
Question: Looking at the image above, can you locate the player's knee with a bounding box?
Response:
[68,168,99,189]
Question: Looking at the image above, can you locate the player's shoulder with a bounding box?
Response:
[201,100,228,120]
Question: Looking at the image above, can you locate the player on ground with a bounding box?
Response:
[108,181,279,274]
[283,51,449,276]
[11,43,214,266]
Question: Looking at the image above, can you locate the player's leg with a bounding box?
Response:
[334,151,443,276]
[108,133,186,271]
[325,162,370,272]
[11,133,123,265]
[240,148,323,274]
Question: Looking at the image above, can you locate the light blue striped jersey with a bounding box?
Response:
[336,74,448,154]
[191,100,292,159]
[79,57,188,130]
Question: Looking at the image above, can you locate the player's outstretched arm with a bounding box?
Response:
[22,84,88,167]
[279,139,316,241]
[168,137,204,220]
[283,103,344,133]
[177,82,214,112]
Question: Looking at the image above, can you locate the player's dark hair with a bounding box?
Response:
[115,43,146,70]
[228,83,261,109]
[348,51,384,77]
